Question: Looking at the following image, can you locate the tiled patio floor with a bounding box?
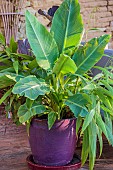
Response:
[0,113,113,170]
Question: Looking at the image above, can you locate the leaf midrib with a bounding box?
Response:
[32,105,44,110]
[66,99,87,110]
[57,56,69,75]
[20,84,40,94]
[76,37,106,71]
[26,15,48,60]
[62,2,71,52]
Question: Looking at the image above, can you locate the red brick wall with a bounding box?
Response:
[18,0,113,48]
[0,0,113,48]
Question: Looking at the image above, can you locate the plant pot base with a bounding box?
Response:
[26,154,81,170]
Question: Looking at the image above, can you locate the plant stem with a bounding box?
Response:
[75,77,79,93]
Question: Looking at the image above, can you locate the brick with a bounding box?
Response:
[98,16,113,22]
[30,0,62,9]
[111,21,113,31]
[108,1,113,5]
[94,12,111,18]
[35,14,50,27]
[94,22,110,27]
[83,31,111,42]
[81,1,107,8]
[85,22,110,30]
[96,6,108,12]
[108,6,113,12]
[24,7,36,15]
[105,26,112,32]
[84,22,110,29]
[84,16,113,24]
[83,11,111,18]
[81,7,108,13]
[80,0,106,2]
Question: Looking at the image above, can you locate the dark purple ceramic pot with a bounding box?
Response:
[29,118,77,166]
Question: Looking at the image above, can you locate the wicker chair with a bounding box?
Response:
[0,0,23,45]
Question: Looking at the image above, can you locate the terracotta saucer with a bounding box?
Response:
[26,154,81,170]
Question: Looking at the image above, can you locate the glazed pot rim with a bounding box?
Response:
[32,117,76,123]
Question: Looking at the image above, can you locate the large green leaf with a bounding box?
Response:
[0,66,14,73]
[81,108,95,133]
[96,127,103,157]
[96,86,113,100]
[25,10,59,70]
[103,113,113,146]
[51,0,83,54]
[0,54,10,63]
[0,58,12,69]
[73,34,111,75]
[95,102,103,157]
[48,111,57,130]
[76,116,82,134]
[0,75,14,88]
[104,112,112,132]
[94,66,113,79]
[0,88,12,104]
[105,125,113,146]
[12,53,34,61]
[13,60,19,74]
[18,103,46,123]
[0,72,18,88]
[96,113,108,139]
[95,88,113,115]
[81,127,89,165]
[65,94,89,117]
[9,37,18,53]
[0,33,5,45]
[53,54,77,76]
[88,121,97,170]
[100,80,113,96]
[12,75,50,100]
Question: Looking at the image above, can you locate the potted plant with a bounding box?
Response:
[1,0,113,169]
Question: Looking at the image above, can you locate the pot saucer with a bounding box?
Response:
[26,154,81,170]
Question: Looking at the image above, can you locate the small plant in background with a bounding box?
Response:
[0,0,113,169]
[0,34,41,123]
